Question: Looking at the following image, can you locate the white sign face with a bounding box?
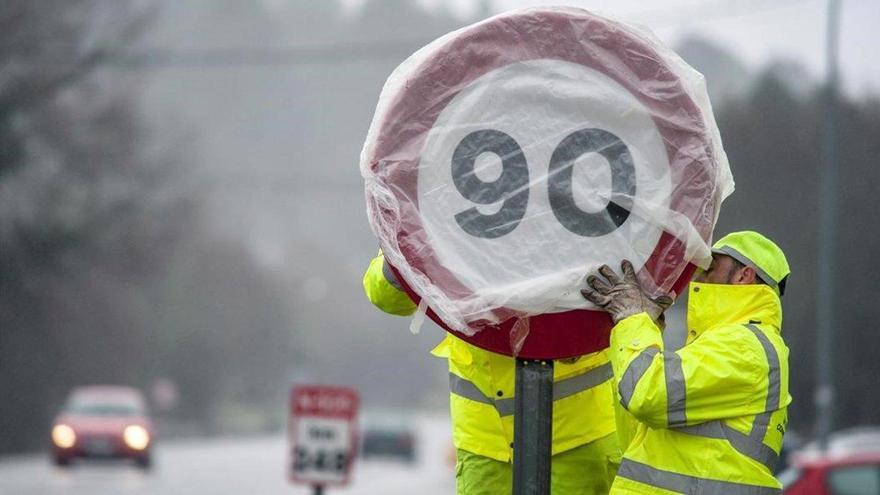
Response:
[289,386,358,487]
[291,417,353,484]
[417,59,672,312]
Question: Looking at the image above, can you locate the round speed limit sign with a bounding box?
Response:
[361,7,732,359]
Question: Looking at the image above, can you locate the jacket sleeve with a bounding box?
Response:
[609,313,769,429]
[362,252,418,317]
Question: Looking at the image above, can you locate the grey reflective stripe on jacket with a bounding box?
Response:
[671,324,783,472]
[617,346,688,427]
[746,324,782,455]
[664,352,687,427]
[617,459,781,495]
[448,362,612,418]
[673,420,779,471]
[619,347,658,410]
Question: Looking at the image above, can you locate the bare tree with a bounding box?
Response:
[0,0,190,453]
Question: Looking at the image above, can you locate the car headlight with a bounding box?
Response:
[52,424,76,448]
[123,425,150,450]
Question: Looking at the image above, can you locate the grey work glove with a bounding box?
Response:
[580,260,673,324]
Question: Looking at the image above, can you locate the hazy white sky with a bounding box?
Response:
[342,0,880,96]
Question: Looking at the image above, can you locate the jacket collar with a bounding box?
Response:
[686,282,782,340]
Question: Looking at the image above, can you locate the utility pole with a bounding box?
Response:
[816,0,841,452]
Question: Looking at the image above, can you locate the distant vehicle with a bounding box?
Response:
[360,415,416,464]
[781,426,880,494]
[50,385,154,469]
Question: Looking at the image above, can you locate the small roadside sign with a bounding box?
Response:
[289,385,360,489]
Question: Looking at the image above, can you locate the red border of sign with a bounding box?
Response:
[289,385,360,488]
[388,259,696,360]
[367,9,715,359]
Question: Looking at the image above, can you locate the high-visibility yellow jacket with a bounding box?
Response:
[363,253,618,462]
[609,282,790,494]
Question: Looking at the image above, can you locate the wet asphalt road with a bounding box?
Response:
[0,415,454,495]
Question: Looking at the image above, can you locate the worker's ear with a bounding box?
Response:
[735,265,758,285]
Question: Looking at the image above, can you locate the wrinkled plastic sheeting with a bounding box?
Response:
[361,7,733,336]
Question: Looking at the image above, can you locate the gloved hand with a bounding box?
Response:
[580,260,673,324]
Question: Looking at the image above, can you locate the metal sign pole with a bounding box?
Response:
[513,358,554,495]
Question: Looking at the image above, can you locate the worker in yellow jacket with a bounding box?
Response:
[364,252,621,494]
[582,231,791,494]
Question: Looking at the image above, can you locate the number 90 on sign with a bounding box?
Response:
[452,127,635,239]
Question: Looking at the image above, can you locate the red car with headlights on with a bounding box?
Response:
[50,385,154,469]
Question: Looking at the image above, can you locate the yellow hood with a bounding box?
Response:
[686,282,782,339]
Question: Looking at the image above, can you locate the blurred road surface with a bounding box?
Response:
[0,414,455,495]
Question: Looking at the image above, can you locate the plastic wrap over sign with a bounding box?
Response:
[361,7,733,340]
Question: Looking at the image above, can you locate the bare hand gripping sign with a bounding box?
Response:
[361,7,733,359]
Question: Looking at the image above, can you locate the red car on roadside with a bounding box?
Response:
[782,427,880,494]
[50,385,154,469]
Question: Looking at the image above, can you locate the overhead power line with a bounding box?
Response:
[4,0,818,69]
[109,39,432,68]
[2,39,432,69]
